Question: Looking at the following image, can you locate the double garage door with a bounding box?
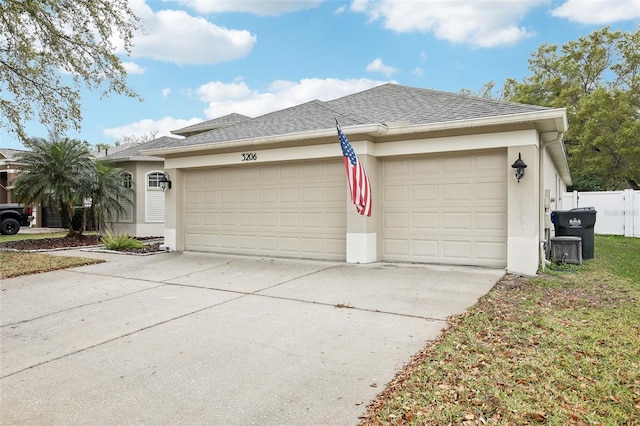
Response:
[184,160,347,260]
[183,150,507,267]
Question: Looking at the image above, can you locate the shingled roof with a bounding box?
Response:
[0,148,27,160]
[171,113,252,137]
[100,136,182,162]
[156,83,551,151]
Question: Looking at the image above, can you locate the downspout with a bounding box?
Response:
[539,131,564,272]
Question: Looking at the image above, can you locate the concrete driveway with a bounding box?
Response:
[1,250,504,425]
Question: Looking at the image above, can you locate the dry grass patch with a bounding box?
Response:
[360,236,640,425]
[0,252,103,279]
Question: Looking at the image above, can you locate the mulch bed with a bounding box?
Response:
[0,234,163,253]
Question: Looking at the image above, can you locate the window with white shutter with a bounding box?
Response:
[145,171,165,223]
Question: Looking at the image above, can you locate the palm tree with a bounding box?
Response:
[83,161,133,233]
[13,136,94,235]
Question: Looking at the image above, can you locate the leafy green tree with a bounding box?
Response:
[13,136,94,235]
[0,0,140,141]
[83,161,133,234]
[459,81,501,99]
[503,26,640,190]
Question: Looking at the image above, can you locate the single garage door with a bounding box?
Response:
[184,160,347,260]
[382,149,507,267]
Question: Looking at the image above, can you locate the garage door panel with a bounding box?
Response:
[476,182,506,200]
[384,212,409,229]
[280,213,300,227]
[442,240,471,259]
[412,184,438,201]
[239,168,257,183]
[238,212,256,227]
[383,238,409,256]
[383,150,507,267]
[258,212,278,227]
[327,212,346,229]
[442,212,471,230]
[476,241,507,261]
[413,158,438,173]
[258,236,277,251]
[221,190,236,204]
[203,212,218,226]
[442,183,470,200]
[413,240,439,258]
[185,191,201,206]
[384,185,409,201]
[185,212,201,226]
[220,169,237,184]
[477,155,505,172]
[443,156,471,173]
[476,212,505,231]
[186,233,202,247]
[239,189,257,203]
[412,212,438,230]
[185,161,346,260]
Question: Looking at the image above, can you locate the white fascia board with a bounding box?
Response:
[383,108,568,136]
[373,129,537,157]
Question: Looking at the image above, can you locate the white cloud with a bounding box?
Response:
[334,5,347,14]
[162,88,172,98]
[103,116,202,140]
[551,0,640,24]
[412,67,424,77]
[365,58,397,76]
[193,77,390,119]
[350,0,546,48]
[121,0,256,65]
[122,61,146,75]
[175,0,324,16]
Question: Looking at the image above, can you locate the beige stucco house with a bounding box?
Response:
[99,136,182,237]
[143,84,571,276]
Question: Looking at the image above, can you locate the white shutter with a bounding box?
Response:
[146,189,165,222]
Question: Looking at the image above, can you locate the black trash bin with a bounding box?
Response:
[551,207,597,259]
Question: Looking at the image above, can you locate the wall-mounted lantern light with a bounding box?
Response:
[159,173,172,192]
[511,153,527,183]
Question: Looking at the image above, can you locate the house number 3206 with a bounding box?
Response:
[242,153,257,161]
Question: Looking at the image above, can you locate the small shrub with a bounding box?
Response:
[100,231,145,251]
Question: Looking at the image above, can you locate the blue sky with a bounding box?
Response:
[1,0,639,150]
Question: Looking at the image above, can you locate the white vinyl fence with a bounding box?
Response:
[561,189,640,237]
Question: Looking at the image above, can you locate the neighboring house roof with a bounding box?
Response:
[99,136,183,162]
[171,113,252,137]
[0,148,27,161]
[147,83,556,153]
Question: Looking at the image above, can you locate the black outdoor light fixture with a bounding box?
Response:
[511,153,527,183]
[159,172,172,192]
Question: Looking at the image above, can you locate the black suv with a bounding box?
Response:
[0,204,34,235]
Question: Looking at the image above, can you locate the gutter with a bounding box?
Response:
[539,131,566,272]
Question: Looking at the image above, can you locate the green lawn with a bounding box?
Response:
[360,235,640,425]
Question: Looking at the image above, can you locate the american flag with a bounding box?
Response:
[336,122,372,216]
